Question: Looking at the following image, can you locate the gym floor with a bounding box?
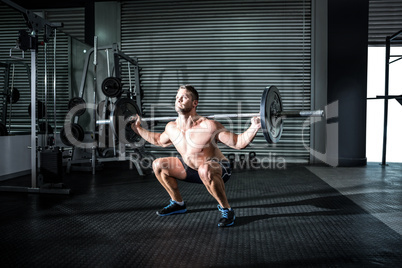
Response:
[1,161,401,267]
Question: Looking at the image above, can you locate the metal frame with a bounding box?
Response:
[380,30,402,166]
[0,61,31,125]
[0,0,69,194]
[68,42,144,175]
[367,30,402,166]
[77,43,142,112]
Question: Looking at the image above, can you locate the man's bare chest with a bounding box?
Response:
[169,127,215,150]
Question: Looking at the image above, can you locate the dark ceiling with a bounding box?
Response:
[1,0,113,9]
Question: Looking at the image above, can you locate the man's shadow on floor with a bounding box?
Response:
[187,193,365,227]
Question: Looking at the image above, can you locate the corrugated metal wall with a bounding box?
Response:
[0,3,31,133]
[34,7,85,135]
[0,2,85,134]
[121,0,312,163]
[369,0,402,45]
[35,29,71,135]
[42,8,85,43]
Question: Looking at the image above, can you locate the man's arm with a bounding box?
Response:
[130,116,172,147]
[217,117,261,150]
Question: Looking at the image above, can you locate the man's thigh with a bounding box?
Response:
[154,157,187,180]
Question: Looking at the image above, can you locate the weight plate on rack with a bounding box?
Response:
[7,87,20,104]
[68,97,86,116]
[0,122,8,136]
[101,77,123,98]
[28,100,46,119]
[60,123,85,146]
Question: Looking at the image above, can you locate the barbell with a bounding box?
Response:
[96,85,324,144]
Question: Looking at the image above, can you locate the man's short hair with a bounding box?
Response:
[179,85,199,101]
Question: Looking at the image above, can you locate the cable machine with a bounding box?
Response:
[0,0,69,194]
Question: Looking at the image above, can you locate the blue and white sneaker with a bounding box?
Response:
[217,205,235,227]
[156,200,187,216]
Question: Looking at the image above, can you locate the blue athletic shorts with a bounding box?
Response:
[177,157,232,184]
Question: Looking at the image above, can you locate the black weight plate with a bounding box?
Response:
[6,87,20,104]
[260,85,283,144]
[60,126,71,146]
[110,98,140,143]
[74,123,85,141]
[38,122,54,134]
[101,77,122,98]
[68,97,86,116]
[60,123,85,146]
[125,122,141,143]
[0,122,8,136]
[28,100,46,119]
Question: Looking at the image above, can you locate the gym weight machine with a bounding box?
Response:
[0,60,29,135]
[0,0,68,194]
[60,40,152,175]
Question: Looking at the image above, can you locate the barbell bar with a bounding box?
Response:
[96,111,323,124]
[133,111,324,122]
[95,85,324,144]
[97,113,260,124]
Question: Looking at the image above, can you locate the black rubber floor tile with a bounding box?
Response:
[0,163,401,267]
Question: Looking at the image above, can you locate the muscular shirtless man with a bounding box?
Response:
[130,85,261,227]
